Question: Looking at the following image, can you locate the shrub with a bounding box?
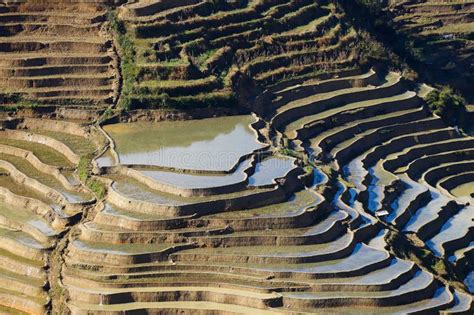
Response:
[404,40,425,63]
[357,31,390,63]
[425,87,466,125]
[355,0,384,12]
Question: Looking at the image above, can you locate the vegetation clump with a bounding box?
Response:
[425,87,467,126]
[108,10,137,110]
[78,155,105,199]
[0,93,40,111]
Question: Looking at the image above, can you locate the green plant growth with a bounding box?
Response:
[279,147,301,159]
[357,31,392,64]
[129,90,237,109]
[303,165,313,174]
[425,87,467,126]
[0,93,41,111]
[97,107,116,125]
[78,155,105,199]
[193,49,217,70]
[107,10,137,110]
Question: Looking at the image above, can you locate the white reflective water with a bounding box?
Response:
[104,116,265,171]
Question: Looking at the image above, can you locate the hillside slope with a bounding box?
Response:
[342,0,473,102]
[0,1,472,314]
[114,0,366,110]
[0,1,119,116]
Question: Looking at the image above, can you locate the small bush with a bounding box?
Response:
[425,87,466,125]
[405,40,425,63]
[355,0,384,12]
[357,31,390,63]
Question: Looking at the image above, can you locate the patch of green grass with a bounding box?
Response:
[0,248,43,267]
[78,155,105,199]
[279,147,299,158]
[137,76,218,93]
[33,130,96,156]
[0,93,41,111]
[431,259,447,275]
[129,90,236,110]
[337,175,355,189]
[77,156,89,182]
[87,178,105,199]
[193,49,217,69]
[0,139,73,168]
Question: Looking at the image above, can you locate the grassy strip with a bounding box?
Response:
[128,90,237,110]
[78,156,105,199]
[137,75,220,97]
[0,93,41,111]
[107,10,137,110]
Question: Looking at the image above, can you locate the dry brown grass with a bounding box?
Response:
[16,0,106,13]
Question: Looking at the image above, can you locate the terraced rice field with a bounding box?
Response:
[0,0,473,314]
[0,1,118,112]
[102,115,266,171]
[0,118,96,314]
[388,0,474,97]
[262,67,474,311]
[115,0,363,109]
[3,67,473,312]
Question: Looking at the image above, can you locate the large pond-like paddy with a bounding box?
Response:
[104,115,265,171]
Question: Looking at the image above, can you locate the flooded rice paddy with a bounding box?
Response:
[103,116,265,171]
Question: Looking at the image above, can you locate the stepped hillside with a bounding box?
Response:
[381,0,473,99]
[0,1,119,116]
[111,0,365,109]
[0,0,472,314]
